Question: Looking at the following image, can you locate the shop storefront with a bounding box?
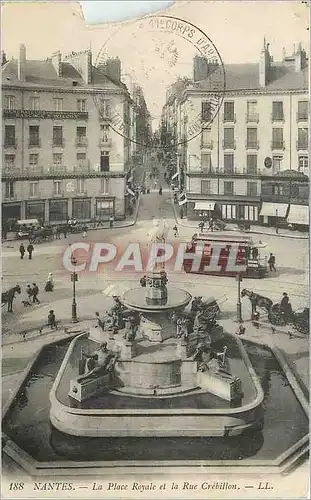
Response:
[72,199,91,221]
[2,203,21,229]
[287,204,309,228]
[49,199,68,222]
[26,201,45,223]
[221,204,259,221]
[259,202,289,226]
[96,198,114,220]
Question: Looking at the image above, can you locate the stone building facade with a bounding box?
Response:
[2,45,141,226]
[163,41,309,225]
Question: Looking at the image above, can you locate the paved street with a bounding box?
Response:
[2,171,310,396]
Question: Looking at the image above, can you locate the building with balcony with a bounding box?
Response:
[2,45,144,226]
[162,41,309,224]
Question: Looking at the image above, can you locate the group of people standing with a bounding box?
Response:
[19,243,34,260]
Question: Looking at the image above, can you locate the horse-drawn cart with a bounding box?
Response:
[29,227,54,244]
[241,288,309,336]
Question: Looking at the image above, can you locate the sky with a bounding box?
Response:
[2,1,309,131]
[78,1,175,23]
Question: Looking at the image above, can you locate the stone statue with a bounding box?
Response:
[77,342,118,383]
[193,343,231,377]
[147,219,169,272]
[176,317,189,341]
[123,314,139,342]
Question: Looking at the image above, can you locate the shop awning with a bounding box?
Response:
[194,201,216,211]
[287,205,309,225]
[259,203,288,218]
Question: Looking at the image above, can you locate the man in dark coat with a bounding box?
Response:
[268,253,276,272]
[280,292,290,324]
[27,243,34,260]
[19,243,25,259]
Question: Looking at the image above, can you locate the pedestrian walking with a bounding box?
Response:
[140,275,147,287]
[27,243,34,260]
[268,252,276,272]
[82,230,87,238]
[251,247,259,260]
[198,221,204,232]
[22,285,33,307]
[48,309,57,330]
[32,283,40,304]
[180,207,184,219]
[19,243,25,259]
[154,180,157,190]
[159,186,163,195]
[280,292,290,324]
[208,217,214,232]
[173,224,179,237]
[109,215,114,229]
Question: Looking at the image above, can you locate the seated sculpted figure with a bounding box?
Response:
[77,342,118,383]
[176,317,189,341]
[193,343,231,378]
[123,314,139,341]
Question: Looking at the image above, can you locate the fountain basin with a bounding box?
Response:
[122,286,192,313]
[49,331,264,437]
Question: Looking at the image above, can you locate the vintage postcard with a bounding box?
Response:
[1,1,309,499]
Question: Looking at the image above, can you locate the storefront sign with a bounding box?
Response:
[3,110,88,120]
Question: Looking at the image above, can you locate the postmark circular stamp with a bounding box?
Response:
[94,15,226,147]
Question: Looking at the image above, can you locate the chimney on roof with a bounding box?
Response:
[63,49,92,84]
[104,57,121,82]
[259,38,272,87]
[294,43,307,72]
[51,51,62,77]
[193,55,218,82]
[18,44,26,81]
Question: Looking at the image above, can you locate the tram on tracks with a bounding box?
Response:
[183,232,268,278]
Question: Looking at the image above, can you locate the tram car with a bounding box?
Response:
[183,232,268,278]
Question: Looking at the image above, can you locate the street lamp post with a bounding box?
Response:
[71,256,78,323]
[275,208,279,234]
[236,272,243,323]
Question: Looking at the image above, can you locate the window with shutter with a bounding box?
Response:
[272,128,283,149]
[201,101,212,122]
[224,154,234,173]
[272,102,284,121]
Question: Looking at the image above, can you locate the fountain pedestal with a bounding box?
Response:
[120,341,136,360]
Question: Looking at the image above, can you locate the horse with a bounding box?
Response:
[241,288,273,314]
[2,284,21,312]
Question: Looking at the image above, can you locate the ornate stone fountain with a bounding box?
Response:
[49,220,265,438]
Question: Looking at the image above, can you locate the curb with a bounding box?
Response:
[170,196,308,240]
[2,317,94,346]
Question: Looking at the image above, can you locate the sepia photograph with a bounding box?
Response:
[1,1,309,498]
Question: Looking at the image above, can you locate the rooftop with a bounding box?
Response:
[2,59,126,91]
[191,62,308,93]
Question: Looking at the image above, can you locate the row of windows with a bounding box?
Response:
[4,125,110,147]
[201,180,258,196]
[4,96,92,112]
[11,199,114,223]
[201,100,309,122]
[200,127,309,150]
[4,178,111,199]
[198,153,309,174]
[4,151,111,173]
[200,180,309,198]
